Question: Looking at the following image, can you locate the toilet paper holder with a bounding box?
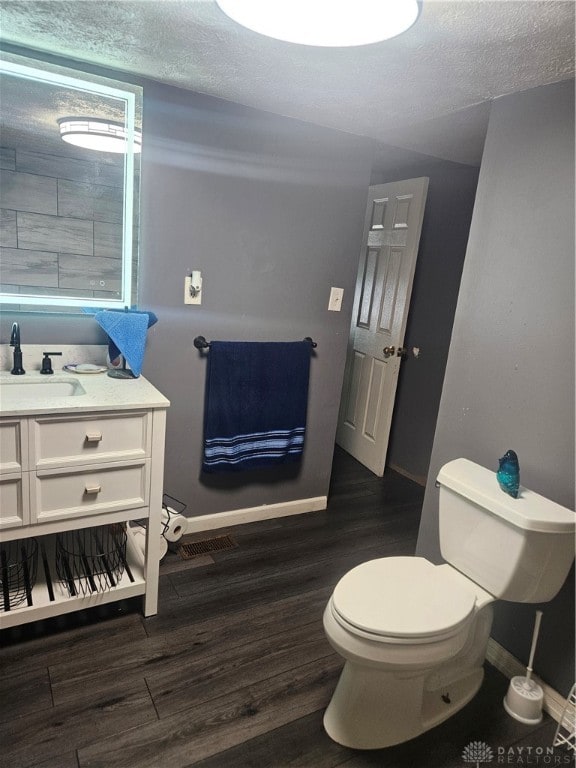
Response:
[162,493,187,517]
[161,493,188,543]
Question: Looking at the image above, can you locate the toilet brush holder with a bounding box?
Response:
[504,676,544,725]
[503,610,544,725]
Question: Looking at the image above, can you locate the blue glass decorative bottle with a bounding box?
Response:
[497,449,520,499]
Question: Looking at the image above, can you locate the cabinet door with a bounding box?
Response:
[0,472,30,528]
[0,419,28,474]
[30,412,151,470]
[31,459,150,524]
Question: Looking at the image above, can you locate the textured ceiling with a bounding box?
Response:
[0,0,574,166]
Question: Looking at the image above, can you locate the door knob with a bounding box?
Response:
[383,346,395,358]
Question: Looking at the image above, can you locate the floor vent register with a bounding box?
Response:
[178,534,237,560]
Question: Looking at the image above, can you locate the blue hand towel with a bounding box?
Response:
[95,310,157,377]
[106,310,158,364]
[202,341,312,472]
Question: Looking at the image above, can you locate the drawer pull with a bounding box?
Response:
[85,432,103,443]
[84,484,102,495]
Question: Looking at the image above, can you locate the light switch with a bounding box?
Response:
[328,287,344,312]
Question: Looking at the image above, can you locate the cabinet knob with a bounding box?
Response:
[84,484,102,495]
[85,432,102,443]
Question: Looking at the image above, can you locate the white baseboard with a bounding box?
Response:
[487,638,569,723]
[185,496,327,534]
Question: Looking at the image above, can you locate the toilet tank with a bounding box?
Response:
[437,458,575,602]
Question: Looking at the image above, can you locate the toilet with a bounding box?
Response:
[323,458,575,750]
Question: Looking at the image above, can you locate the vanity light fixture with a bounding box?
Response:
[58,117,142,153]
[215,0,421,47]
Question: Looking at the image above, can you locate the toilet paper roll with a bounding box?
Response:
[133,526,169,560]
[126,525,145,569]
[161,506,188,542]
[126,525,168,569]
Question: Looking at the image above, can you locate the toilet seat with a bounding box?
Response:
[331,556,478,644]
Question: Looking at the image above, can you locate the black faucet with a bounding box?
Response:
[10,322,25,375]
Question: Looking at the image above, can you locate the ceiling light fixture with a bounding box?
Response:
[215,0,421,47]
[58,117,142,153]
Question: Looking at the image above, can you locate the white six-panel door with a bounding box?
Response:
[336,178,429,476]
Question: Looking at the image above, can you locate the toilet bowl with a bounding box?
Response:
[323,556,494,749]
[323,458,576,750]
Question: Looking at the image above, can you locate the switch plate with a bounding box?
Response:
[328,287,344,312]
[184,275,202,305]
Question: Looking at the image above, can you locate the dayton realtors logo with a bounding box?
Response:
[462,741,494,767]
[462,741,574,766]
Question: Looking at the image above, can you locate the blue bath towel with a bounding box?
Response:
[94,309,157,377]
[202,341,312,472]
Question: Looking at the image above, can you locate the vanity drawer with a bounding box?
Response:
[30,412,151,469]
[0,419,28,474]
[31,459,149,523]
[0,472,30,529]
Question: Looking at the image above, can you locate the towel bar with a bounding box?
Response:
[193,336,317,349]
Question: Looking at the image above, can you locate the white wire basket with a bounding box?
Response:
[553,683,576,753]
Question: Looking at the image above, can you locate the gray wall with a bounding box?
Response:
[138,82,374,514]
[416,80,575,693]
[371,159,479,483]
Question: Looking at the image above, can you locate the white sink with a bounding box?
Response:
[0,378,86,401]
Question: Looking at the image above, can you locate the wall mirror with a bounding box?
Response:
[0,51,142,312]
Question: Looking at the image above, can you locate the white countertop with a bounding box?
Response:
[0,370,170,417]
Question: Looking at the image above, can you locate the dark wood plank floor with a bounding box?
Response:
[0,448,571,768]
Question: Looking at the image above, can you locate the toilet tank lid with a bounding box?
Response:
[437,458,575,534]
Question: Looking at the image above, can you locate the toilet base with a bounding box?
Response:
[323,661,484,750]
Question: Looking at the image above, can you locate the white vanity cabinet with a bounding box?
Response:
[0,374,169,629]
